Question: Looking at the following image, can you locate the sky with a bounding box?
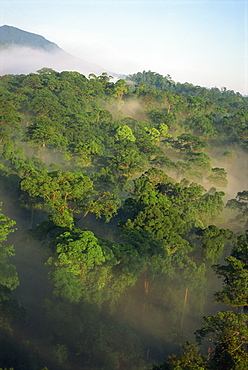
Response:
[0,0,248,94]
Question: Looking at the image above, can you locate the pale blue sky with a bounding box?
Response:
[1,0,247,94]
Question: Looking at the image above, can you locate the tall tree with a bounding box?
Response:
[195,311,248,370]
[213,233,248,308]
[20,170,93,228]
[0,204,18,290]
[24,116,67,149]
[226,191,248,227]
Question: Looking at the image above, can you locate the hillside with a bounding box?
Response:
[0,25,61,52]
[0,69,247,369]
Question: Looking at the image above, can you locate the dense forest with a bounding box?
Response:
[0,68,247,370]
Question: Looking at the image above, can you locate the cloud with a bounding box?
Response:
[0,46,106,77]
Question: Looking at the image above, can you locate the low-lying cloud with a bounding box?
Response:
[0,46,106,77]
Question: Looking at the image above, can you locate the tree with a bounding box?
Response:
[153,234,248,370]
[226,190,248,227]
[207,168,228,188]
[195,311,248,370]
[158,177,224,226]
[163,90,180,113]
[37,67,57,75]
[0,285,26,333]
[188,153,211,172]
[0,97,23,143]
[188,113,217,138]
[214,256,248,307]
[222,150,236,162]
[108,147,146,179]
[197,225,232,264]
[29,89,64,119]
[46,228,122,305]
[24,116,67,149]
[115,124,136,142]
[173,134,209,153]
[20,169,118,227]
[0,205,25,340]
[0,204,18,290]
[119,171,192,263]
[194,234,248,369]
[85,191,119,222]
[113,79,130,102]
[153,342,206,369]
[51,229,106,273]
[213,233,248,307]
[20,170,93,228]
[21,72,43,90]
[70,138,103,167]
[151,155,176,171]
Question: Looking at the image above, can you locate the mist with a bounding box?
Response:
[209,146,248,198]
[0,65,247,368]
[0,46,105,77]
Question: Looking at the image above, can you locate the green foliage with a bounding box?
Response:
[173,134,209,153]
[0,205,18,290]
[195,311,248,370]
[24,115,68,150]
[214,256,248,307]
[213,233,248,307]
[207,167,228,188]
[0,97,23,142]
[197,225,232,264]
[226,190,248,226]
[0,69,248,369]
[222,150,236,161]
[153,342,206,370]
[0,206,25,343]
[0,285,26,332]
[115,124,136,142]
[0,208,16,247]
[47,228,124,305]
[53,229,106,272]
[20,169,93,227]
[43,297,144,369]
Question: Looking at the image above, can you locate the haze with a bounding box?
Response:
[1,0,247,94]
[0,46,105,77]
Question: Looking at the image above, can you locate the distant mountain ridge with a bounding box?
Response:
[0,25,110,77]
[0,25,61,52]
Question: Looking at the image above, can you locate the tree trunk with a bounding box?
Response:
[180,287,189,330]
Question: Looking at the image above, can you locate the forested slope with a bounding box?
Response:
[0,68,247,369]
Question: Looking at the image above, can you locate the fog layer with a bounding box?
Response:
[0,46,105,76]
